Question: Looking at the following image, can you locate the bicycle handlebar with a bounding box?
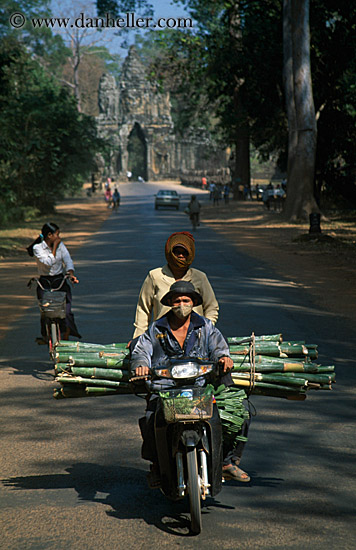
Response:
[27,273,71,292]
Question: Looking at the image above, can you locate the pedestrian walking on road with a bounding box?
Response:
[213,185,221,205]
[187,194,201,230]
[112,187,120,210]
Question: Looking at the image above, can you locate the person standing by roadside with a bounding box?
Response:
[223,184,230,204]
[213,185,221,205]
[105,186,112,208]
[209,182,216,201]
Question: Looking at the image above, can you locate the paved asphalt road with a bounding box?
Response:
[1,182,355,550]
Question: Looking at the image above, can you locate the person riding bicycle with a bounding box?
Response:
[27,222,81,343]
[131,280,250,487]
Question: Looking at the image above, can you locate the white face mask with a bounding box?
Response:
[171,303,194,320]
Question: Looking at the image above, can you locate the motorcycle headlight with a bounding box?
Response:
[171,362,199,379]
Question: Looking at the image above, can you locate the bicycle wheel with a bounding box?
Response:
[186,447,202,535]
[47,321,59,361]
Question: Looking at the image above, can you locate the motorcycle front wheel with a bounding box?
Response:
[186,447,202,534]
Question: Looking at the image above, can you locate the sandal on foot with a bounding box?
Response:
[222,464,250,482]
[147,464,161,489]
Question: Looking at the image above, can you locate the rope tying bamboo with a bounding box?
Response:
[248,332,256,396]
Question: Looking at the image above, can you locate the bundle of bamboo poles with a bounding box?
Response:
[53,342,134,399]
[228,334,335,400]
[52,334,335,401]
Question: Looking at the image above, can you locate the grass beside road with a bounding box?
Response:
[0,186,109,259]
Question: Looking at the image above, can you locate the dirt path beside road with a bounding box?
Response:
[0,192,110,340]
[202,199,356,325]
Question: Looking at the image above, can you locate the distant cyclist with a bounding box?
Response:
[27,222,81,343]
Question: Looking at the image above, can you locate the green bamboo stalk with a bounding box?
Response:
[227,334,282,343]
[233,363,315,374]
[55,341,128,351]
[232,362,334,374]
[70,366,130,381]
[232,355,308,368]
[231,372,308,388]
[229,342,311,357]
[268,372,335,384]
[56,351,127,362]
[56,375,130,388]
[56,354,127,367]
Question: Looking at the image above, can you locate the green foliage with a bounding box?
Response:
[154,0,356,203]
[0,37,104,223]
[310,1,356,203]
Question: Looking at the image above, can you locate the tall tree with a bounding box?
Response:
[0,37,103,222]
[283,0,318,220]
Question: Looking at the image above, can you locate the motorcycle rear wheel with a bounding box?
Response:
[187,447,202,534]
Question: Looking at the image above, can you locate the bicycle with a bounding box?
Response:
[28,274,70,361]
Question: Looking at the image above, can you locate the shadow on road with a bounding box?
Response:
[1,462,283,537]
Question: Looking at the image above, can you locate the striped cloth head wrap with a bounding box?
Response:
[165,231,195,270]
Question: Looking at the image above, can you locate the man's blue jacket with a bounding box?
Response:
[130,311,230,391]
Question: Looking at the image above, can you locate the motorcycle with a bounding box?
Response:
[133,357,223,535]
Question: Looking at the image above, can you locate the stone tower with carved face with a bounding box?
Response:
[96,45,228,183]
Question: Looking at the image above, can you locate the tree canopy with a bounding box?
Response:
[0,36,103,223]
[104,0,356,213]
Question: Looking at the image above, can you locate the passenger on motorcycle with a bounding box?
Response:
[132,231,219,338]
[131,280,250,487]
[27,222,81,342]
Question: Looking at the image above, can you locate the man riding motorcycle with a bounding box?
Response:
[131,280,250,487]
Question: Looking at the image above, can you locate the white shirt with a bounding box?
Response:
[33,241,75,276]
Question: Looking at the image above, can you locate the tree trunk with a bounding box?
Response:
[233,88,250,199]
[283,0,318,220]
[229,1,251,200]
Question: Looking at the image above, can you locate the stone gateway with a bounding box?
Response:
[96,46,229,184]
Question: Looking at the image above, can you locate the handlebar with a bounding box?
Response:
[129,358,221,383]
[27,273,72,291]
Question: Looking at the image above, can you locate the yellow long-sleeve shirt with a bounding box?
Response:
[133,264,219,338]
